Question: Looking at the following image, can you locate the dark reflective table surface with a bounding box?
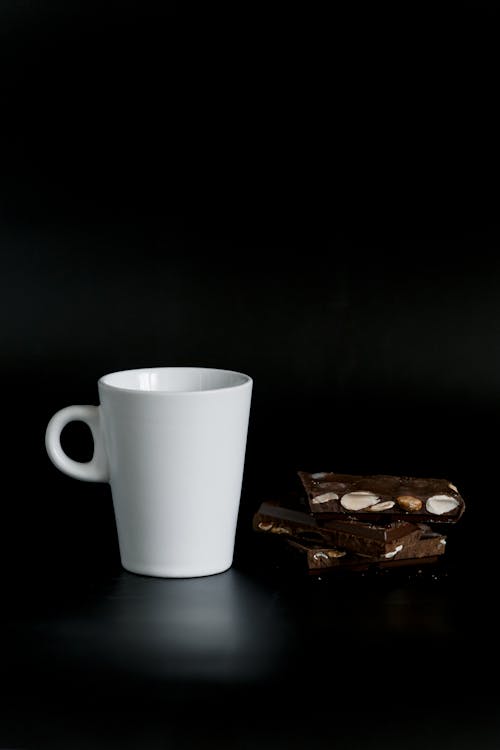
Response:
[2,497,499,749]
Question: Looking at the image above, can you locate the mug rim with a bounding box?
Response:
[98,366,253,395]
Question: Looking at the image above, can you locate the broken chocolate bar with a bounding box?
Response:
[287,539,443,574]
[288,525,446,570]
[298,470,465,524]
[253,499,424,557]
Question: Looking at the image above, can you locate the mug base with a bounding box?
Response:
[121,560,233,578]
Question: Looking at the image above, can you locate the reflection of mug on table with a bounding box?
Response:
[45,367,253,578]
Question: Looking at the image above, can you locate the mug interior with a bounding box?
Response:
[99,367,251,394]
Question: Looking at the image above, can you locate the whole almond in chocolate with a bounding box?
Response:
[426,495,460,515]
[340,491,380,511]
[397,495,423,513]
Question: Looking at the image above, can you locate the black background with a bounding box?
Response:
[1,1,500,747]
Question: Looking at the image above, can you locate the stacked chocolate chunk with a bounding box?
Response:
[253,470,465,574]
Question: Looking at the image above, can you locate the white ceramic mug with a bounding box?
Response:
[45,367,253,578]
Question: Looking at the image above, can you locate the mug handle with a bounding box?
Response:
[45,405,110,482]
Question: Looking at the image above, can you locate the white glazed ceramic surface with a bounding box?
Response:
[45,367,253,578]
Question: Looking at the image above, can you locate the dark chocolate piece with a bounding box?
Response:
[253,500,433,557]
[320,516,418,542]
[287,538,444,575]
[298,470,465,524]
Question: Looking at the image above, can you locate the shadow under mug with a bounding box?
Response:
[45,367,253,578]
